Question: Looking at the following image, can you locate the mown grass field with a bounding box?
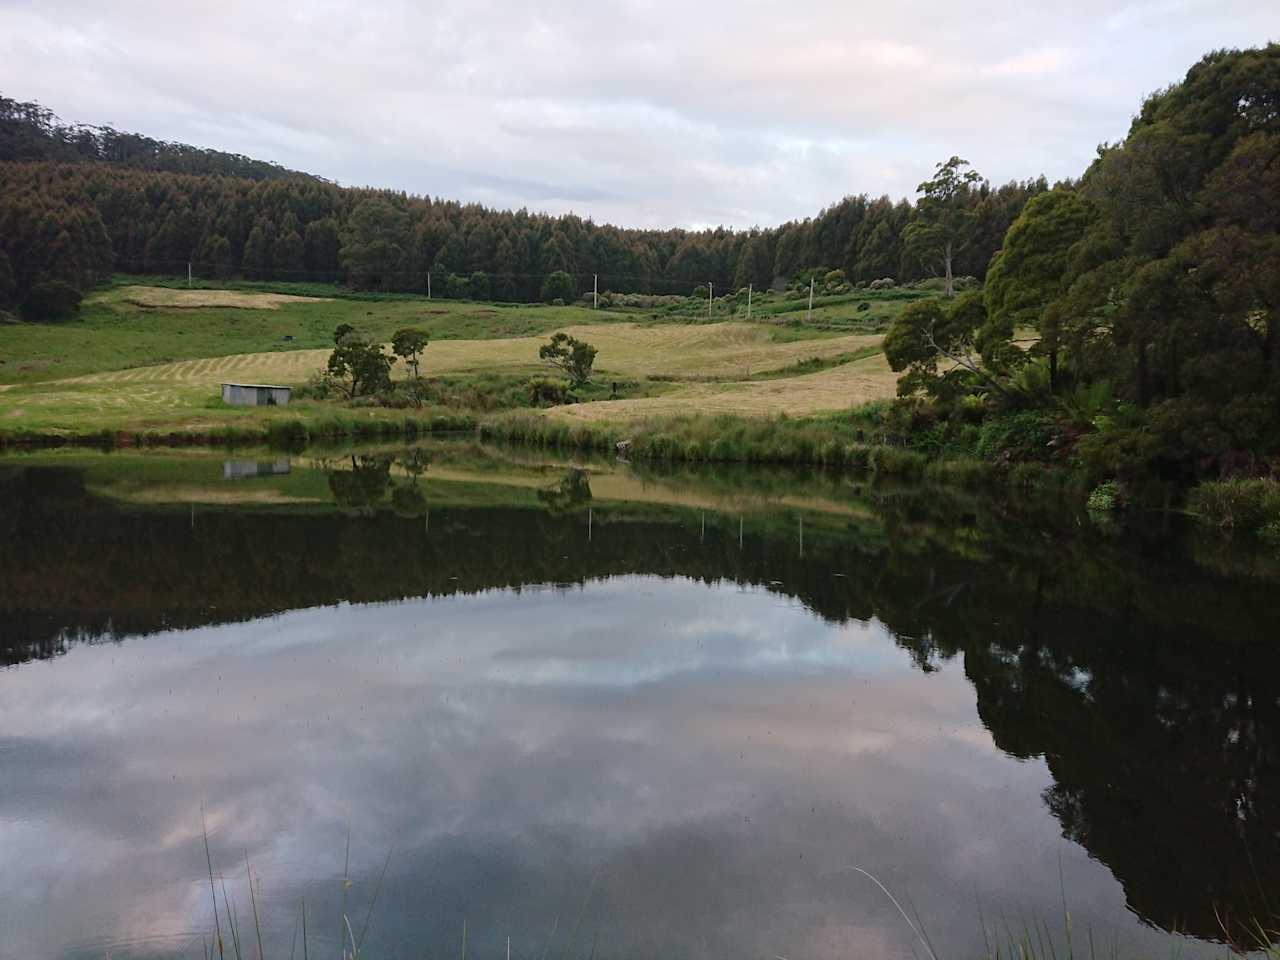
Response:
[0,279,913,439]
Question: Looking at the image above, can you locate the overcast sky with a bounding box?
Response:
[1,0,1275,229]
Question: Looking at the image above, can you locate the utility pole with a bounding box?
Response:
[427,271,432,300]
[187,262,192,287]
[807,275,815,323]
[593,273,598,309]
[708,281,713,319]
[747,283,752,319]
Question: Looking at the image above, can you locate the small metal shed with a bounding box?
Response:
[221,382,292,406]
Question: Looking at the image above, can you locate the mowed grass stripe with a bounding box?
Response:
[552,352,899,422]
[51,324,881,388]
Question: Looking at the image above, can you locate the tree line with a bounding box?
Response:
[0,91,1046,311]
[0,95,319,181]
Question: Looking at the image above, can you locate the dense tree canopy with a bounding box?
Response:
[887,43,1280,481]
[0,95,318,180]
[0,92,1044,311]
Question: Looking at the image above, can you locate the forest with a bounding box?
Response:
[0,91,1044,309]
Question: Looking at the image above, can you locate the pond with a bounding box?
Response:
[0,443,1277,959]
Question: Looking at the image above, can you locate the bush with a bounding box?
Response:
[21,280,82,321]
[976,412,1056,462]
[1087,479,1122,512]
[1187,478,1280,530]
[868,445,926,477]
[291,370,334,400]
[868,277,896,290]
[856,301,871,312]
[527,376,572,406]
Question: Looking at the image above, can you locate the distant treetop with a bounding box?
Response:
[0,94,321,182]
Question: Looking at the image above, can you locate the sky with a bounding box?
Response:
[0,0,1276,229]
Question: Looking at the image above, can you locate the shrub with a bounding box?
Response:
[1087,479,1122,512]
[293,370,335,400]
[527,376,571,406]
[868,277,896,290]
[1187,478,1280,530]
[856,301,871,312]
[1259,519,1280,548]
[22,280,82,321]
[976,412,1055,462]
[869,445,926,477]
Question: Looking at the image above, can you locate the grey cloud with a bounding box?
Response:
[0,2,1274,223]
[0,577,1173,960]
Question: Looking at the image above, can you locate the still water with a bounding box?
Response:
[0,444,1277,959]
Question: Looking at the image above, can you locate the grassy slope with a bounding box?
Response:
[0,281,618,384]
[0,280,912,439]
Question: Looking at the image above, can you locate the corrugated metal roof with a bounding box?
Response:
[220,383,291,389]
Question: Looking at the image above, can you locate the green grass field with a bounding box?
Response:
[0,278,915,440]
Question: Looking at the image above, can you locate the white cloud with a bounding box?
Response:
[0,0,1275,227]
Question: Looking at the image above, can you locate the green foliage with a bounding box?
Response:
[985,189,1097,382]
[976,412,1056,462]
[540,270,575,304]
[390,327,430,378]
[340,199,406,290]
[0,249,15,307]
[868,445,928,477]
[527,376,572,406]
[884,292,1003,401]
[326,332,396,399]
[1057,380,1114,429]
[1087,479,1122,511]
[902,157,984,297]
[1188,478,1280,530]
[538,332,597,386]
[21,280,83,322]
[0,93,1046,307]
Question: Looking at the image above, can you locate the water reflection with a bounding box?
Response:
[0,448,1278,958]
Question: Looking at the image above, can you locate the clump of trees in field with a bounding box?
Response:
[882,43,1280,501]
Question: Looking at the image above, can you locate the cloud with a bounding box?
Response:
[0,576,1144,960]
[0,0,1275,228]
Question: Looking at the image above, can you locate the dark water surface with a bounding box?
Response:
[1,445,1277,959]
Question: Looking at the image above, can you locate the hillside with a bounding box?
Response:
[0,94,318,181]
[0,93,1044,311]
